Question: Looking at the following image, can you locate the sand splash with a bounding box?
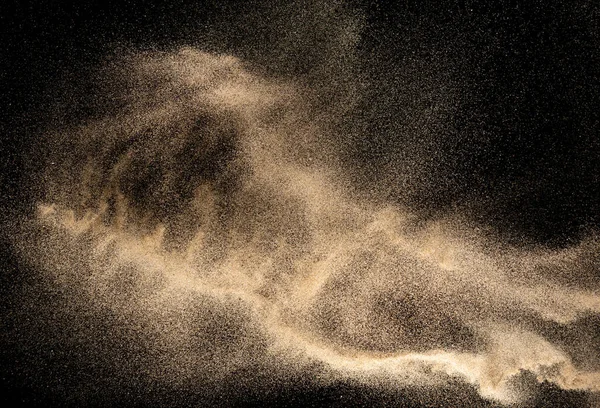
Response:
[19,48,600,405]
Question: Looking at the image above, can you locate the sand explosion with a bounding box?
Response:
[14,47,600,406]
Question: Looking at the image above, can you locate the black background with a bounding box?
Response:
[1,0,599,406]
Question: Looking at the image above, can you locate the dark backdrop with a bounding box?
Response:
[1,1,598,406]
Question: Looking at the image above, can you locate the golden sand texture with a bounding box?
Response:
[17,49,600,405]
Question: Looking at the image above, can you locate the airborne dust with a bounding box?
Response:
[9,2,600,407]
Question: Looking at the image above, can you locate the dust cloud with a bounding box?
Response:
[13,46,599,406]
